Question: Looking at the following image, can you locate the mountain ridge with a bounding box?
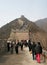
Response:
[0,16,47,50]
[35,18,47,32]
[0,15,45,39]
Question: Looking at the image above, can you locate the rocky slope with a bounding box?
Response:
[0,15,42,39]
[0,15,47,50]
[35,18,47,32]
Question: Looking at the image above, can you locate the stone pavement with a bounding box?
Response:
[0,47,46,65]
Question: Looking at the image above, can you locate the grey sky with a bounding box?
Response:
[0,0,47,27]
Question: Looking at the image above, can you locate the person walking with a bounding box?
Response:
[28,40,32,53]
[32,42,36,60]
[35,42,42,63]
[11,42,14,54]
[15,40,19,54]
[21,40,23,51]
[7,41,10,52]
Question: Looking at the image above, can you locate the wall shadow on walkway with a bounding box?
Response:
[0,55,9,63]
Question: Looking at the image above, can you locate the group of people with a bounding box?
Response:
[7,40,24,54]
[7,39,30,54]
[7,39,42,63]
[28,40,42,63]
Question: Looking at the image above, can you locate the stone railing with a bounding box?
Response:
[42,49,47,63]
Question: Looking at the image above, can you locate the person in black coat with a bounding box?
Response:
[21,40,23,51]
[35,42,42,63]
[15,40,19,54]
[35,42,42,54]
[28,40,32,52]
[11,42,14,54]
[7,41,11,52]
[32,42,36,60]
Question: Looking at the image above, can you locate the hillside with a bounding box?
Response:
[35,18,47,32]
[0,15,42,39]
[0,15,47,50]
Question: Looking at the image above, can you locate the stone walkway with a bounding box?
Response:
[0,47,46,65]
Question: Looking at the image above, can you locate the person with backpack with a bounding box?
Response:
[35,42,42,63]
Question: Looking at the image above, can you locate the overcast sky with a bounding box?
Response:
[0,0,47,27]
